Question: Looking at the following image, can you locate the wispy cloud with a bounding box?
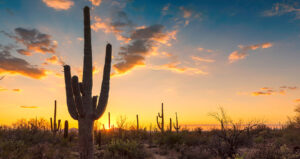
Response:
[152,62,207,75]
[190,56,215,63]
[295,99,300,103]
[89,0,101,6]
[91,12,132,43]
[263,3,300,19]
[0,44,48,79]
[180,6,192,19]
[252,91,272,96]
[178,6,201,27]
[20,106,38,108]
[0,86,22,92]
[42,0,74,10]
[2,28,57,56]
[162,3,170,15]
[228,42,273,63]
[12,89,22,92]
[45,55,64,65]
[113,24,177,75]
[250,86,297,96]
[197,47,214,53]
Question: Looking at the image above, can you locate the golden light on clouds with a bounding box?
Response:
[20,106,38,109]
[12,89,22,92]
[228,42,273,63]
[89,0,102,6]
[191,56,215,63]
[42,0,74,10]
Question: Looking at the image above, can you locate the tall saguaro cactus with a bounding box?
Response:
[50,100,61,135]
[63,6,112,159]
[156,103,164,133]
[173,112,181,133]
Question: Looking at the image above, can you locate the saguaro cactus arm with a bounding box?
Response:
[63,65,79,120]
[94,44,112,119]
[72,76,84,116]
[156,116,162,129]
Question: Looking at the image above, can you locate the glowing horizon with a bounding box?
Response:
[0,0,300,128]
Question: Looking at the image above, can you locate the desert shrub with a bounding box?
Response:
[156,132,183,148]
[244,143,300,159]
[182,133,200,146]
[280,127,300,146]
[104,139,150,159]
[0,118,73,159]
[179,146,213,159]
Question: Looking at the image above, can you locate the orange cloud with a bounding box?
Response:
[229,42,273,63]
[261,87,272,90]
[191,56,215,63]
[0,45,48,79]
[180,7,192,18]
[42,0,74,10]
[3,28,57,55]
[252,91,272,96]
[153,62,207,75]
[89,0,101,6]
[46,55,58,64]
[20,106,38,108]
[12,89,22,92]
[113,24,177,76]
[250,85,297,96]
[294,99,300,103]
[91,16,131,43]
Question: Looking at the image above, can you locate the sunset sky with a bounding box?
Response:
[0,0,300,128]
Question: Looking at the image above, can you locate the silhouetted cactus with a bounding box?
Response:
[50,100,61,135]
[173,112,181,133]
[136,114,139,131]
[169,118,172,132]
[108,112,111,129]
[64,120,68,138]
[156,103,164,133]
[63,6,112,159]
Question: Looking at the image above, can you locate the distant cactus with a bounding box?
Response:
[50,100,61,135]
[63,6,112,159]
[156,103,164,133]
[173,112,181,133]
[64,120,68,138]
[108,112,111,129]
[136,114,139,131]
[169,118,172,132]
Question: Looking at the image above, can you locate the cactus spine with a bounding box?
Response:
[136,114,139,131]
[50,100,61,135]
[173,112,181,133]
[64,120,69,138]
[63,6,112,159]
[156,103,164,133]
